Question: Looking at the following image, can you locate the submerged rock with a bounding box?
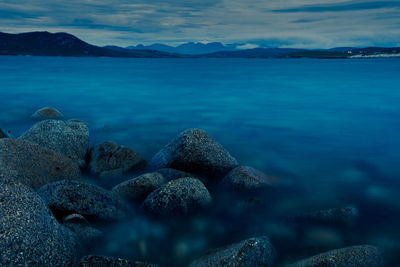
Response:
[142,177,212,217]
[288,245,385,267]
[149,128,238,178]
[0,138,81,189]
[222,166,279,192]
[79,255,159,267]
[112,172,166,203]
[32,107,64,121]
[301,206,359,226]
[0,180,79,266]
[38,180,125,221]
[19,119,89,167]
[63,214,102,244]
[189,236,276,267]
[88,141,145,178]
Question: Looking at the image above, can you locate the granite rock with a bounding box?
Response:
[80,255,159,267]
[149,128,238,177]
[0,138,81,189]
[0,180,79,266]
[19,119,89,167]
[32,107,64,121]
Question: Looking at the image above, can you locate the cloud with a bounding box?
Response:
[236,43,259,49]
[272,1,400,13]
[0,0,399,48]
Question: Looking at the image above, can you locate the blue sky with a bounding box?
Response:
[0,0,399,48]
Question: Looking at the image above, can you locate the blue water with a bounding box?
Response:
[1,56,400,265]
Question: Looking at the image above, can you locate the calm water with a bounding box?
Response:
[1,56,400,265]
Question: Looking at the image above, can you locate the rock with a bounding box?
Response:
[32,107,64,120]
[79,255,159,267]
[0,180,79,266]
[189,236,276,267]
[63,214,102,244]
[0,128,10,138]
[0,138,81,189]
[222,166,279,192]
[88,141,145,178]
[301,206,359,226]
[288,245,385,267]
[142,177,212,217]
[112,172,166,203]
[37,180,125,221]
[19,119,89,167]
[149,128,238,177]
[156,168,198,181]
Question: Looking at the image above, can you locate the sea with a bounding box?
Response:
[1,56,399,266]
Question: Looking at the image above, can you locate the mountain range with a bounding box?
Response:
[1,31,400,58]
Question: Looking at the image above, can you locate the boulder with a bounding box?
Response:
[288,245,385,267]
[79,255,159,267]
[112,172,166,203]
[19,119,89,167]
[142,177,212,217]
[37,180,125,221]
[63,214,102,244]
[0,180,79,266]
[149,129,238,177]
[222,166,279,192]
[0,138,81,189]
[32,107,64,121]
[189,236,276,267]
[88,141,145,178]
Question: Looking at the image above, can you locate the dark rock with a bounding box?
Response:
[0,180,79,266]
[19,119,89,167]
[156,168,199,180]
[88,141,145,178]
[301,206,359,226]
[32,107,64,120]
[149,128,238,177]
[63,214,102,244]
[142,177,212,217]
[112,172,166,203]
[0,138,81,189]
[189,236,276,267]
[0,128,10,138]
[37,180,125,221]
[222,166,280,192]
[288,245,385,267]
[80,255,159,267]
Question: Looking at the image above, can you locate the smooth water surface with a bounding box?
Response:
[1,56,400,265]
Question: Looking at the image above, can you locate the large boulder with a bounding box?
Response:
[222,166,279,192]
[0,180,79,266]
[88,141,145,178]
[149,129,238,177]
[0,138,81,189]
[189,236,276,267]
[38,180,125,221]
[112,172,166,203]
[142,177,212,217]
[288,245,385,267]
[19,119,89,167]
[32,107,64,121]
[156,168,198,181]
[79,255,159,267]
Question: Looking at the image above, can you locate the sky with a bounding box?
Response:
[0,0,399,48]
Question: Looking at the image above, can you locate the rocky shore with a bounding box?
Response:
[0,107,388,266]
